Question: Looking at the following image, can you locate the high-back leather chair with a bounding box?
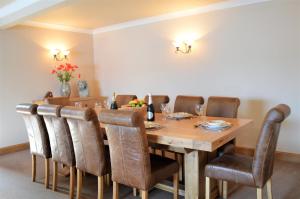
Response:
[115,94,137,107]
[61,106,109,199]
[144,95,170,113]
[206,96,240,118]
[16,103,51,188]
[206,96,241,153]
[174,95,205,115]
[44,96,72,106]
[99,110,179,199]
[37,104,76,198]
[205,104,291,199]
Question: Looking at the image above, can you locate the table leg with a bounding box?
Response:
[184,150,218,199]
[184,150,207,199]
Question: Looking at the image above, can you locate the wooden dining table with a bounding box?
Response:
[145,114,253,199]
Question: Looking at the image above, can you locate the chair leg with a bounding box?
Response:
[31,155,36,182]
[205,177,210,199]
[133,188,137,196]
[77,169,82,199]
[173,172,179,199]
[175,153,183,182]
[98,176,104,199]
[257,188,263,199]
[267,179,273,199]
[106,174,111,186]
[222,181,228,199]
[141,190,148,199]
[52,161,58,191]
[218,180,223,197]
[113,181,119,199]
[44,158,50,188]
[70,166,75,199]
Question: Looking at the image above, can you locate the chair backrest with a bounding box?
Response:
[206,96,240,118]
[16,103,51,158]
[252,104,290,187]
[61,106,107,176]
[116,95,137,107]
[144,95,170,113]
[174,95,204,115]
[44,97,72,106]
[99,110,151,190]
[37,104,75,167]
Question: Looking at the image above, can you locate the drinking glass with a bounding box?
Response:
[194,104,203,116]
[102,99,110,109]
[94,102,102,115]
[161,103,171,120]
[75,102,83,108]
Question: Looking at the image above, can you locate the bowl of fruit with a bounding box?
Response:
[120,99,147,116]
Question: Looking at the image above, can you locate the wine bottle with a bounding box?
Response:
[147,93,155,121]
[110,92,118,110]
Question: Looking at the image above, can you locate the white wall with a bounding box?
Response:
[93,0,300,153]
[0,26,96,148]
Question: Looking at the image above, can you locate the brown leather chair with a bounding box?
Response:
[61,106,109,199]
[205,104,291,199]
[99,110,179,199]
[206,96,241,153]
[144,95,170,113]
[206,96,240,118]
[174,95,205,115]
[16,103,51,188]
[37,104,76,198]
[115,94,137,107]
[44,96,72,106]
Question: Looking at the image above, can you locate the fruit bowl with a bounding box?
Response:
[119,99,147,118]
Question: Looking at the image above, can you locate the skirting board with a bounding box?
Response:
[236,146,300,163]
[0,143,300,163]
[0,142,29,155]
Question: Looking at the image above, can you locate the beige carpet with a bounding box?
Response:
[0,150,300,199]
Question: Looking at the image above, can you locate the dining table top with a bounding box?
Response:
[145,114,253,152]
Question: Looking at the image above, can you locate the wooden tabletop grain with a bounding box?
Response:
[146,114,253,152]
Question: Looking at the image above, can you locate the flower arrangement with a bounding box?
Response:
[51,63,80,83]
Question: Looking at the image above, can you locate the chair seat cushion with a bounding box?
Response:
[149,154,179,188]
[205,154,255,187]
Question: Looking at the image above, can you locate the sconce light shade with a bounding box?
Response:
[51,49,70,61]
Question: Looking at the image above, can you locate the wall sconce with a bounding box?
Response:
[51,49,70,61]
[174,41,192,54]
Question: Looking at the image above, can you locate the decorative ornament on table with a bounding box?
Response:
[77,75,89,97]
[51,63,80,97]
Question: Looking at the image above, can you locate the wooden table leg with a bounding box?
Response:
[184,150,207,199]
[184,150,218,199]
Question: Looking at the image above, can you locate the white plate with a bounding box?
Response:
[204,120,231,127]
[167,112,193,119]
[196,120,232,130]
[144,121,161,129]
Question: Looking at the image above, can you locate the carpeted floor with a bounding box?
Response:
[1,150,300,199]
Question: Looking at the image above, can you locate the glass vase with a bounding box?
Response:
[60,81,71,97]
